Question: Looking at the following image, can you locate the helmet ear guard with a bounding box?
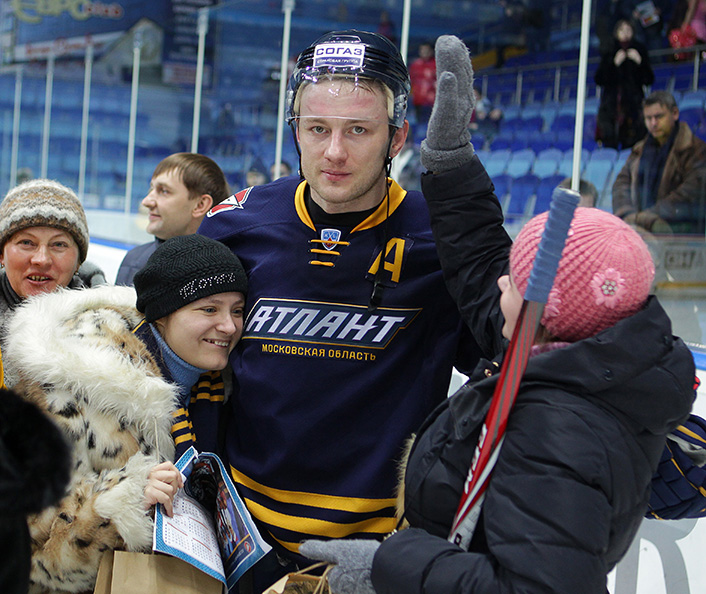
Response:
[286,30,411,128]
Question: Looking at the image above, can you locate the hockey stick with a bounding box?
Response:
[448,187,579,549]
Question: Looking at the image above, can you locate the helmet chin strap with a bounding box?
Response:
[368,129,396,312]
[288,119,304,178]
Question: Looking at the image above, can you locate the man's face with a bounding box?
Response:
[141,169,198,240]
[296,79,408,214]
[643,103,679,146]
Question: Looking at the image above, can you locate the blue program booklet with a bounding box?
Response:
[153,446,271,592]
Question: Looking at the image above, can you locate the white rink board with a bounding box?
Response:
[607,375,706,594]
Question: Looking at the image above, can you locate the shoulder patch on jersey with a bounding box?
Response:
[207,187,251,216]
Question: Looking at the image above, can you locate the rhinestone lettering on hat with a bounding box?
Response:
[180,273,238,299]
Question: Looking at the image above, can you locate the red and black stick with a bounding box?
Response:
[449,187,580,549]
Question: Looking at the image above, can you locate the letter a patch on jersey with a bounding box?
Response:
[206,188,251,217]
[321,228,342,250]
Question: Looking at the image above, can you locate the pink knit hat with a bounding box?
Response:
[510,207,655,342]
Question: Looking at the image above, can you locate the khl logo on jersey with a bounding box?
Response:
[321,228,342,250]
[206,188,251,217]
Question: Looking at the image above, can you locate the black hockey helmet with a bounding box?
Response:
[286,30,411,128]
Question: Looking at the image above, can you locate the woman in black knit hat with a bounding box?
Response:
[2,234,247,593]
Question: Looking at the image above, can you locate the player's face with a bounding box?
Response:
[498,274,523,340]
[141,169,198,240]
[296,79,408,214]
[157,293,245,370]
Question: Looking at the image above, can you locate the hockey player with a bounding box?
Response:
[198,30,492,590]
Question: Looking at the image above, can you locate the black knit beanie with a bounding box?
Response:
[134,234,248,322]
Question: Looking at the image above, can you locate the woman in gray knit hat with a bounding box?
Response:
[0,178,104,324]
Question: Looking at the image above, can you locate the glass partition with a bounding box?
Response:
[0,1,705,590]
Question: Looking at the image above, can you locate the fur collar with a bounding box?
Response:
[4,285,177,461]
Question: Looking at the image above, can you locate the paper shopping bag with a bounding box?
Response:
[93,550,223,594]
[261,562,332,594]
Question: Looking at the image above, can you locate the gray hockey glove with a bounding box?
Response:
[299,539,379,594]
[420,35,476,173]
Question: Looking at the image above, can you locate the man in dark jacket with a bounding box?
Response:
[115,153,229,285]
[612,90,706,235]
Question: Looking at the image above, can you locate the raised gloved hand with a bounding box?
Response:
[420,35,476,173]
[299,539,379,594]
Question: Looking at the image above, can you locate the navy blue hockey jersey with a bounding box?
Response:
[199,176,468,556]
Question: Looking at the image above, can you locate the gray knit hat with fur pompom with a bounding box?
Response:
[0,179,90,263]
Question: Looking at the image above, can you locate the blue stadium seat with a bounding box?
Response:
[583,159,614,200]
[506,148,536,177]
[517,115,544,133]
[527,130,557,153]
[589,146,619,164]
[484,149,512,177]
[534,174,566,214]
[532,148,563,177]
[680,90,706,110]
[557,148,588,177]
[491,173,513,205]
[506,173,539,219]
[679,107,704,131]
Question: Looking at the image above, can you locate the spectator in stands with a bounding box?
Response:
[629,0,670,56]
[15,167,33,185]
[198,30,478,591]
[245,158,270,186]
[215,102,237,155]
[559,177,599,207]
[3,234,247,593]
[409,41,437,124]
[376,10,397,45]
[0,179,105,339]
[270,160,293,180]
[595,19,654,149]
[494,0,531,66]
[669,0,706,49]
[612,90,706,234]
[116,153,229,285]
[470,88,503,146]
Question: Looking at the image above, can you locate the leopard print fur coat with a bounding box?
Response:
[4,285,178,593]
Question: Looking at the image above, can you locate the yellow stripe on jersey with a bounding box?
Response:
[352,180,406,232]
[294,179,406,233]
[677,424,706,446]
[230,465,396,513]
[243,497,397,539]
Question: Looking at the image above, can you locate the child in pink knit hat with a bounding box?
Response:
[501,206,656,343]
